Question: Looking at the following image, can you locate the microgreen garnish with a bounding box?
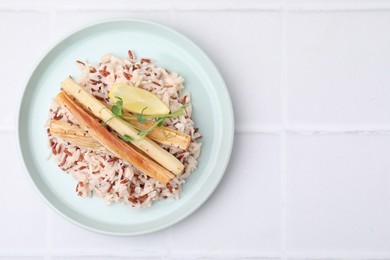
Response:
[108,99,189,142]
[111,97,124,116]
[122,134,137,142]
[102,97,125,126]
[136,107,148,124]
[138,118,164,138]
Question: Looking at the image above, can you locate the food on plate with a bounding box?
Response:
[49,120,107,152]
[61,77,184,175]
[109,82,170,115]
[55,91,175,185]
[46,51,202,207]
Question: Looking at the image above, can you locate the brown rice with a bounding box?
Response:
[46,51,201,208]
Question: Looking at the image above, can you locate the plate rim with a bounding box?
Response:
[16,18,235,236]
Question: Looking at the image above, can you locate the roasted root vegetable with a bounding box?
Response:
[55,91,175,185]
[49,120,107,152]
[121,110,191,150]
[61,76,184,175]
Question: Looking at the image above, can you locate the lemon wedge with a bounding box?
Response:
[109,83,170,115]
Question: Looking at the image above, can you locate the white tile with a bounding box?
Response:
[169,253,281,260]
[0,12,51,127]
[0,133,47,250]
[286,134,390,252]
[0,0,168,11]
[53,11,172,41]
[168,134,281,255]
[50,213,169,255]
[286,11,390,128]
[288,0,390,7]
[0,258,44,260]
[170,11,282,129]
[168,0,281,10]
[0,0,280,11]
[52,257,163,260]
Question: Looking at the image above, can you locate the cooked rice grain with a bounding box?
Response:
[47,51,201,208]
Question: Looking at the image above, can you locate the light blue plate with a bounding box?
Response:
[17,19,234,236]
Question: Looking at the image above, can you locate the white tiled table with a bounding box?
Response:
[2,0,390,259]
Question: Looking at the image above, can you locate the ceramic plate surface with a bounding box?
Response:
[17,19,234,235]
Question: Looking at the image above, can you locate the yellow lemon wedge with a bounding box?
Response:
[109,83,170,115]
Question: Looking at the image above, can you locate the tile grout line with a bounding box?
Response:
[280,0,288,259]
